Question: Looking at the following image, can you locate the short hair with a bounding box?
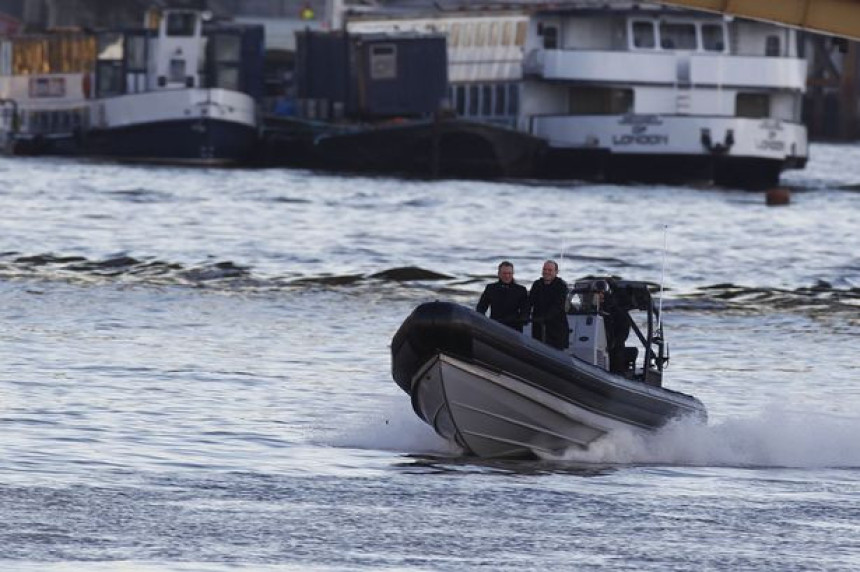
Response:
[544,259,558,271]
[498,260,514,271]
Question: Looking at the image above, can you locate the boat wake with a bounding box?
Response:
[551,405,860,469]
[325,394,860,469]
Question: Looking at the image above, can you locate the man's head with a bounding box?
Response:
[541,260,558,283]
[497,261,514,284]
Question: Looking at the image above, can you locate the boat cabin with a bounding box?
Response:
[0,31,96,153]
[94,9,264,100]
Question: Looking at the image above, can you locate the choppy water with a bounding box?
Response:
[1,145,859,570]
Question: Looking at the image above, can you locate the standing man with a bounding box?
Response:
[529,260,570,349]
[476,261,529,332]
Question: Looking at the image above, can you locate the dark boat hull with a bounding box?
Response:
[4,132,83,157]
[260,117,546,179]
[391,302,707,458]
[539,148,801,189]
[85,118,258,165]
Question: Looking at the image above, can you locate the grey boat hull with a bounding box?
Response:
[416,354,620,458]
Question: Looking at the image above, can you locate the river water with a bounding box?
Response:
[1,145,859,570]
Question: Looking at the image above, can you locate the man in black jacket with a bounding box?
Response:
[529,260,569,349]
[476,261,529,332]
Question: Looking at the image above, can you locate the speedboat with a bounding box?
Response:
[390,278,707,458]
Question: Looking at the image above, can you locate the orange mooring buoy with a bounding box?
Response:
[766,187,791,206]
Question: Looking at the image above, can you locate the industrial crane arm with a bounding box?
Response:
[657,0,860,40]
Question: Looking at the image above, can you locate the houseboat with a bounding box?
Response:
[85,9,264,165]
[347,1,809,188]
[0,9,265,165]
[0,32,95,155]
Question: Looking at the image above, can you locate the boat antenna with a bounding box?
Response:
[657,225,668,333]
[558,242,565,272]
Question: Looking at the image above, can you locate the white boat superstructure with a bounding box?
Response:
[0,33,95,155]
[348,1,809,187]
[524,5,808,186]
[85,8,263,164]
[0,9,264,163]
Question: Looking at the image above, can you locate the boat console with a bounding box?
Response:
[567,278,666,386]
[567,281,610,370]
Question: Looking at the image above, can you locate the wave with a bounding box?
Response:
[673,282,860,316]
[1,252,858,315]
[0,253,251,285]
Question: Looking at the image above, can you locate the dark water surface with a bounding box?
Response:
[1,145,859,570]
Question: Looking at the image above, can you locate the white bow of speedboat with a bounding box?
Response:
[419,354,622,458]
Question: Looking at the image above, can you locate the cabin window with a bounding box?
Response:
[29,77,65,98]
[210,35,242,91]
[468,85,479,115]
[569,86,633,115]
[212,35,241,63]
[515,21,528,46]
[765,35,781,57]
[98,33,124,61]
[701,24,725,52]
[632,21,656,49]
[736,93,770,118]
[481,85,492,115]
[489,22,500,46]
[495,84,507,115]
[449,23,461,48]
[166,12,196,37]
[659,22,696,50]
[508,83,519,115]
[369,44,397,80]
[475,23,487,47]
[97,35,125,95]
[461,23,473,47]
[96,61,124,96]
[542,24,558,49]
[502,21,513,46]
[169,58,187,83]
[125,35,147,72]
[213,67,239,91]
[13,35,96,75]
[455,84,466,115]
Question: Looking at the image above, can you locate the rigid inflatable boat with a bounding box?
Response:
[391,279,707,458]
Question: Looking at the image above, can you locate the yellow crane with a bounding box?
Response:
[657,0,860,39]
